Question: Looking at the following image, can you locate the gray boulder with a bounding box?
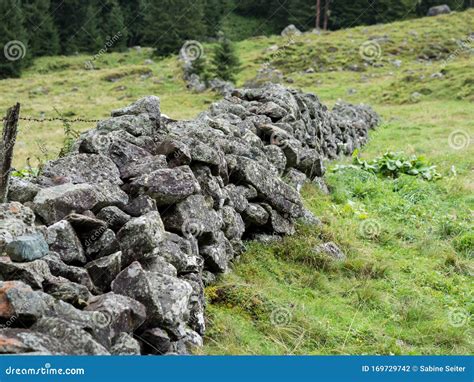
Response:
[111,332,141,355]
[162,194,223,236]
[84,292,147,341]
[96,206,131,231]
[117,211,166,265]
[33,182,128,224]
[120,155,168,180]
[46,220,86,265]
[281,24,302,37]
[6,234,49,262]
[141,327,171,354]
[32,317,109,355]
[112,95,161,121]
[111,262,192,331]
[0,257,53,289]
[43,278,91,308]
[313,242,346,261]
[427,4,451,16]
[0,281,55,325]
[85,251,122,291]
[40,154,122,185]
[129,166,200,206]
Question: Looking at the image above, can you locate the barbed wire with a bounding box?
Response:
[2,116,102,123]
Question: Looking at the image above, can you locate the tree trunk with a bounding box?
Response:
[0,103,20,203]
[316,0,321,29]
[323,0,331,30]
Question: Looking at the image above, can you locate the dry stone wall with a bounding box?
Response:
[0,84,379,355]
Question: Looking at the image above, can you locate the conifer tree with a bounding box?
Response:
[75,2,103,53]
[211,33,241,82]
[51,0,102,54]
[99,0,128,51]
[22,0,60,57]
[118,0,146,46]
[288,0,315,31]
[143,0,206,56]
[0,0,29,78]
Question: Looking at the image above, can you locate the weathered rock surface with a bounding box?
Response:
[3,84,379,355]
[427,4,451,16]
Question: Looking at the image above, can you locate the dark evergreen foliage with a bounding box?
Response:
[0,0,29,78]
[211,33,241,82]
[0,0,470,78]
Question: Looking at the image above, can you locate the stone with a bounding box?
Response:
[0,202,35,226]
[129,166,200,206]
[84,229,120,259]
[162,195,223,236]
[32,317,109,355]
[40,154,122,186]
[46,220,86,265]
[427,4,451,16]
[140,327,171,355]
[96,206,131,231]
[0,257,53,289]
[150,236,203,275]
[169,329,203,354]
[0,281,54,326]
[283,168,307,193]
[227,155,304,219]
[141,255,178,277]
[313,242,346,261]
[281,24,301,37]
[199,231,233,273]
[111,332,141,355]
[123,195,157,217]
[117,211,166,265]
[6,234,49,262]
[224,184,250,213]
[84,292,146,341]
[242,203,269,226]
[33,183,128,224]
[8,177,41,203]
[42,252,95,291]
[155,139,192,167]
[97,114,156,137]
[66,213,107,238]
[0,328,68,354]
[120,155,168,180]
[221,206,245,241]
[85,251,122,292]
[111,262,192,330]
[0,83,381,355]
[112,96,161,121]
[267,208,295,235]
[43,279,91,308]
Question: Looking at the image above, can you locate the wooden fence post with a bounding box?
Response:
[0,103,20,203]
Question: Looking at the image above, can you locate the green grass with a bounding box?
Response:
[0,9,472,354]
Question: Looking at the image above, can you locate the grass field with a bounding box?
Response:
[1,9,472,354]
